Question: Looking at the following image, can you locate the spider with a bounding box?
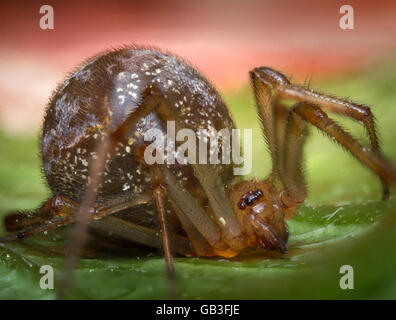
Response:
[1,46,396,281]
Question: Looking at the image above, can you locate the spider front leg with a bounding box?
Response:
[251,67,396,200]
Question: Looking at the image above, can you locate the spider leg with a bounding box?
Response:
[0,216,75,243]
[280,103,310,209]
[87,191,193,258]
[3,195,77,232]
[249,75,309,213]
[262,98,309,215]
[250,72,280,180]
[152,183,174,275]
[190,164,246,251]
[129,160,219,257]
[291,102,396,187]
[0,196,78,243]
[0,192,152,243]
[168,199,214,257]
[134,146,217,258]
[273,98,290,161]
[251,71,303,201]
[251,67,396,199]
[0,189,192,256]
[158,165,238,257]
[90,216,192,256]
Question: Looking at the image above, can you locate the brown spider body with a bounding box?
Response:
[2,46,396,278]
[41,47,235,233]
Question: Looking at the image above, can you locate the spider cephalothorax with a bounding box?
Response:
[229,179,291,254]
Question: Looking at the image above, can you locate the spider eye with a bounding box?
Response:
[245,195,255,205]
[239,189,264,209]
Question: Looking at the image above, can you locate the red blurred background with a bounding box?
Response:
[0,0,395,134]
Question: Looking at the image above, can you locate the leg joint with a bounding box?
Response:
[250,67,291,89]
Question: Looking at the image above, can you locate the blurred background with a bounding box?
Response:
[1,0,396,299]
[0,0,396,134]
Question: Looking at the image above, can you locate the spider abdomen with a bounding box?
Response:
[41,47,236,205]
